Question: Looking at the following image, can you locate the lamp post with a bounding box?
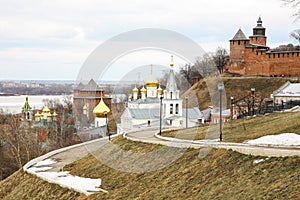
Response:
[230,96,234,120]
[251,88,255,116]
[185,96,188,128]
[159,95,163,135]
[218,83,224,141]
[104,111,109,140]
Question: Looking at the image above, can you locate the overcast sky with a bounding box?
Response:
[0,0,298,81]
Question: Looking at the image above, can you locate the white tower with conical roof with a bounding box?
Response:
[163,56,183,119]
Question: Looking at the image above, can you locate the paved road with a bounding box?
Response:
[125,129,300,157]
[47,138,110,172]
[23,128,300,195]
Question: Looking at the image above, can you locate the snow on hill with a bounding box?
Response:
[246,133,300,146]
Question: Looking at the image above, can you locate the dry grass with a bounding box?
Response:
[1,136,299,199]
[183,77,290,110]
[0,170,82,200]
[62,137,300,200]
[1,77,300,199]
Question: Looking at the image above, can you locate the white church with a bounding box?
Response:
[118,56,205,133]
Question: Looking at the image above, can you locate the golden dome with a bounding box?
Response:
[146,64,158,88]
[93,98,110,117]
[35,111,41,117]
[157,85,163,94]
[52,111,58,117]
[133,86,139,93]
[42,106,50,113]
[146,76,158,88]
[141,86,147,93]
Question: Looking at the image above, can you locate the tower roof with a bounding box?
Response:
[84,79,98,90]
[75,82,85,90]
[253,16,266,36]
[256,16,263,27]
[231,29,249,41]
[93,98,110,117]
[22,95,32,111]
[166,57,178,92]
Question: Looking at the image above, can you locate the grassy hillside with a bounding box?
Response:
[1,77,300,199]
[1,136,299,199]
[183,77,290,110]
[0,170,82,200]
[163,111,300,143]
[63,137,300,199]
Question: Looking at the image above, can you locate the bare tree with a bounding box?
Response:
[282,0,300,19]
[0,115,41,169]
[290,29,300,42]
[213,47,229,73]
[194,53,216,77]
[282,0,300,42]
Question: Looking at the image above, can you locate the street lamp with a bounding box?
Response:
[104,111,109,140]
[251,88,255,116]
[185,96,188,128]
[230,96,234,120]
[159,95,164,135]
[218,83,224,141]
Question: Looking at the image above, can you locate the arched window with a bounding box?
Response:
[175,104,179,114]
[170,104,173,114]
[170,92,173,99]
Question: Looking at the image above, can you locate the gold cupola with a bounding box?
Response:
[141,86,147,94]
[42,106,50,113]
[146,64,158,88]
[157,84,163,94]
[133,85,139,93]
[93,98,110,117]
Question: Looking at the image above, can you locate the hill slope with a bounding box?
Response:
[1,136,299,199]
[183,77,290,109]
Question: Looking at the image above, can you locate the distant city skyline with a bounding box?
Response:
[0,0,298,81]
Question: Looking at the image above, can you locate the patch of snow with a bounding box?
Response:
[284,106,300,112]
[34,158,56,166]
[38,171,102,193]
[253,159,265,164]
[27,166,53,173]
[253,158,269,164]
[247,133,300,146]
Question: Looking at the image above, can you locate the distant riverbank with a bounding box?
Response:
[0,95,70,114]
[0,93,20,96]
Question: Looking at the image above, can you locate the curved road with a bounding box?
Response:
[125,129,300,157]
[24,128,300,195]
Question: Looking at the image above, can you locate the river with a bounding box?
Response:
[0,95,70,114]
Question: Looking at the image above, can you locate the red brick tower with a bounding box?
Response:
[228,29,250,73]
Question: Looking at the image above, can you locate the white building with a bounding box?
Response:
[118,57,205,133]
[272,81,300,104]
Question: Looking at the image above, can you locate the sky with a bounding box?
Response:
[0,0,298,81]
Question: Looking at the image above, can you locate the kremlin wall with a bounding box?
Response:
[226,17,300,77]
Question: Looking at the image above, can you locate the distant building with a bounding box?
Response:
[226,17,300,76]
[22,95,32,120]
[272,81,300,104]
[118,57,205,133]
